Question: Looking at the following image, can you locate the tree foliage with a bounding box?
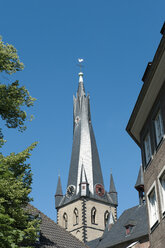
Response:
[0,36,35,145]
[0,37,39,247]
[0,143,40,248]
[0,36,24,74]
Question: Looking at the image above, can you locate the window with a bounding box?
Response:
[73,208,79,225]
[125,225,133,236]
[91,207,96,224]
[124,220,136,236]
[159,169,165,216]
[154,110,164,146]
[104,211,109,227]
[144,132,152,165]
[63,213,68,229]
[147,187,159,229]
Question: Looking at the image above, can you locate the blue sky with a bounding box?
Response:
[0,1,165,220]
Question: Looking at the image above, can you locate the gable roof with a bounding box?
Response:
[87,204,148,248]
[27,204,88,248]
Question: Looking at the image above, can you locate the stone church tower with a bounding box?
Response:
[55,71,118,243]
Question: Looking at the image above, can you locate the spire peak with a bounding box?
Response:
[109,173,117,193]
[55,175,63,196]
[79,71,84,84]
[77,71,85,97]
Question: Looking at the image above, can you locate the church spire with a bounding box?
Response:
[77,72,85,97]
[109,173,118,206]
[67,70,105,196]
[55,68,118,242]
[55,175,63,208]
[109,173,117,193]
[135,165,145,205]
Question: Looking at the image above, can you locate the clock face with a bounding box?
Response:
[66,185,75,198]
[95,184,105,197]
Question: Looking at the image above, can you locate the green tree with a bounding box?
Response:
[0,143,40,248]
[0,37,39,247]
[0,36,35,146]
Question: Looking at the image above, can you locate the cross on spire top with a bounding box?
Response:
[78,58,84,72]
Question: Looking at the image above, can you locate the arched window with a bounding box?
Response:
[73,208,79,225]
[63,212,68,229]
[104,211,109,227]
[91,207,96,224]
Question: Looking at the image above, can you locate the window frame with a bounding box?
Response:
[154,109,164,147]
[73,208,79,226]
[63,212,68,229]
[143,131,152,166]
[104,210,109,227]
[125,225,134,236]
[146,182,159,231]
[91,207,97,225]
[158,165,165,217]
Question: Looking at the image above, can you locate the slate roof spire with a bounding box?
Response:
[109,173,117,193]
[55,174,63,195]
[79,164,89,197]
[55,175,63,208]
[67,71,104,195]
[80,163,88,184]
[135,165,145,205]
[135,165,144,190]
[109,173,118,206]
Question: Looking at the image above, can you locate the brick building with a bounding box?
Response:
[127,22,165,248]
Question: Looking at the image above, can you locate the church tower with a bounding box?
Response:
[55,70,118,243]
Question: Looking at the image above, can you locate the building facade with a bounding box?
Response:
[87,166,150,248]
[127,22,165,248]
[55,71,118,243]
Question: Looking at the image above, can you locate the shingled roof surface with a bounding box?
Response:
[27,204,88,248]
[87,204,148,248]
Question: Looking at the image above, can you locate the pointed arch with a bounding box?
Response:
[91,207,96,224]
[104,210,109,227]
[63,212,68,229]
[73,208,79,225]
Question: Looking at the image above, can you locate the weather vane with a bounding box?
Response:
[77,58,84,72]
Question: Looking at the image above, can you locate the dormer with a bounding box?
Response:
[124,220,136,236]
